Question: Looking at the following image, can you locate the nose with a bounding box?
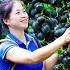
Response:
[21,12,28,19]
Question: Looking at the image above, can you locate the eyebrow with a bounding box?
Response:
[16,8,25,11]
[16,9,21,11]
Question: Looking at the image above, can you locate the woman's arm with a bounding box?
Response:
[44,53,58,70]
[6,28,70,64]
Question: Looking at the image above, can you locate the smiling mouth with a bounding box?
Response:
[20,19,28,22]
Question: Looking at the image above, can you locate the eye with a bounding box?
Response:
[16,11,20,14]
[23,10,26,13]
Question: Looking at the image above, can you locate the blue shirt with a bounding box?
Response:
[0,32,43,70]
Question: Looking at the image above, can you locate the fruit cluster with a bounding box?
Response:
[53,49,70,70]
[23,0,70,45]
[23,0,70,69]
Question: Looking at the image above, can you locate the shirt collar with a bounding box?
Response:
[6,32,32,45]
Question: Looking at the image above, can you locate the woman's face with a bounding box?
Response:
[5,1,29,30]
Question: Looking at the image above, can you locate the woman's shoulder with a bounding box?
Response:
[0,37,18,47]
[0,37,18,59]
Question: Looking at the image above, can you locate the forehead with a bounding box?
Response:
[11,1,25,12]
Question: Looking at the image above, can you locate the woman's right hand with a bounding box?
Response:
[61,27,70,44]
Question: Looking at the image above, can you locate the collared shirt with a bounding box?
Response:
[0,32,43,70]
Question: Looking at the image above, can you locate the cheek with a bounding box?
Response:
[10,16,20,23]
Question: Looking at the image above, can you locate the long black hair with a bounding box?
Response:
[0,0,14,30]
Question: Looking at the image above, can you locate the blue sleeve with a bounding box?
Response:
[0,40,18,60]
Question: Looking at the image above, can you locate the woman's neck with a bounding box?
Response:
[9,28,27,45]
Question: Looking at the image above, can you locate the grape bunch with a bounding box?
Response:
[21,0,70,45]
[53,49,70,70]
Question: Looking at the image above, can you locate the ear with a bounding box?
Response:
[3,19,9,25]
[3,19,7,23]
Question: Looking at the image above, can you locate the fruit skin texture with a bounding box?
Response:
[62,56,70,65]
[32,21,40,32]
[60,14,69,23]
[34,13,41,19]
[52,64,63,70]
[48,18,58,29]
[37,16,46,25]
[30,9,37,17]
[41,24,50,34]
[37,32,45,40]
[54,28,66,38]
[34,2,43,13]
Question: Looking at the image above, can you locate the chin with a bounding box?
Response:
[24,25,28,29]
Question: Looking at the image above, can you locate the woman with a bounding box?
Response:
[0,0,70,70]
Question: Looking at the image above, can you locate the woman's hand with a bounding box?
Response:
[61,27,70,44]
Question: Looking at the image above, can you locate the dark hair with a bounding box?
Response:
[0,0,13,29]
[0,0,24,20]
[0,0,13,19]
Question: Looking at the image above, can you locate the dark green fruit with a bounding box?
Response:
[55,0,62,7]
[23,0,31,4]
[64,23,70,28]
[30,9,37,17]
[34,13,41,19]
[54,28,66,38]
[63,50,70,57]
[48,18,58,29]
[31,0,36,5]
[62,56,70,65]
[37,16,46,24]
[41,24,50,34]
[52,64,63,70]
[51,0,62,7]
[28,18,36,25]
[59,54,64,62]
[45,30,55,42]
[57,7,63,16]
[49,0,56,4]
[26,4,33,15]
[54,24,62,30]
[50,11,57,18]
[37,32,45,40]
[60,14,69,23]
[32,21,40,32]
[54,23,65,30]
[42,22,48,27]
[43,9,50,16]
[34,2,43,13]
